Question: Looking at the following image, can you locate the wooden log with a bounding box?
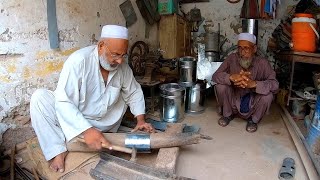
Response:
[101,132,201,149]
[67,132,201,152]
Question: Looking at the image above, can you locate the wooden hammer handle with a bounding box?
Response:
[76,138,133,154]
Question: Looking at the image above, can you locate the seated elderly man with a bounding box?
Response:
[30,25,154,173]
[212,33,278,133]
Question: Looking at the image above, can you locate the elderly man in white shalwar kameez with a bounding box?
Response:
[30,25,154,173]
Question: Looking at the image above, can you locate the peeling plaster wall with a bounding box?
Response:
[0,0,157,126]
[181,0,298,56]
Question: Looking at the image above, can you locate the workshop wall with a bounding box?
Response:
[181,0,298,57]
[0,0,157,130]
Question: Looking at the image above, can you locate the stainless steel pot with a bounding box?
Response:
[185,80,206,114]
[159,83,185,123]
[178,56,197,87]
[205,51,220,62]
[242,19,258,37]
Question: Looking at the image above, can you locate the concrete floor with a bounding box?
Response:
[176,97,308,180]
[8,96,309,180]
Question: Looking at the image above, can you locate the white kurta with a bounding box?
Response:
[30,45,145,160]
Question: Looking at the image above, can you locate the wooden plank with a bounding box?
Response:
[155,123,184,174]
[159,14,177,59]
[280,106,320,178]
[278,51,320,58]
[276,51,320,65]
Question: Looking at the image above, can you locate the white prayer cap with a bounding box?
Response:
[100,25,128,40]
[238,33,256,44]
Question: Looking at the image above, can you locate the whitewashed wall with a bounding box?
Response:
[0,0,158,133]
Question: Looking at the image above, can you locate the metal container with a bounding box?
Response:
[205,51,220,62]
[178,56,197,87]
[204,32,220,52]
[242,19,258,37]
[185,80,206,114]
[159,83,185,123]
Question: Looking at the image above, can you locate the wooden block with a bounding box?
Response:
[154,123,184,173]
[155,147,179,174]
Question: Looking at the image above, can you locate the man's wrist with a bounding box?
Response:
[250,81,257,88]
[136,114,145,123]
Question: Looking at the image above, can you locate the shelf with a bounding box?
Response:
[276,51,320,65]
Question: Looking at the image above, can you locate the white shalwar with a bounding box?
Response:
[30,45,145,160]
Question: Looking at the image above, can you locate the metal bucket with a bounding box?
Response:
[178,56,197,87]
[159,83,185,123]
[204,32,220,52]
[242,19,258,37]
[185,80,206,114]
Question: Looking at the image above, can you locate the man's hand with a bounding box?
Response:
[83,127,111,150]
[230,70,250,83]
[132,120,155,133]
[230,70,256,89]
[234,78,257,89]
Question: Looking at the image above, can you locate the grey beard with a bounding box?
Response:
[99,55,118,71]
[239,58,252,69]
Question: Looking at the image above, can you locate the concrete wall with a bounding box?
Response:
[0,0,158,132]
[181,0,298,56]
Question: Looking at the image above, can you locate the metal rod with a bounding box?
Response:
[287,60,295,106]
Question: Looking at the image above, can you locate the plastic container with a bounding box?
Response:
[292,14,319,52]
[306,93,320,154]
[306,124,320,154]
[158,0,177,15]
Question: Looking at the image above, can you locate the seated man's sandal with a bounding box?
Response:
[246,120,258,133]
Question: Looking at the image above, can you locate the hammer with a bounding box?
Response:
[76,137,137,161]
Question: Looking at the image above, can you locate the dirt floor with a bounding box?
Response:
[176,97,308,180]
[0,96,313,179]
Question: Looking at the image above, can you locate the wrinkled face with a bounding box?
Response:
[98,38,129,67]
[237,40,257,69]
[237,40,256,59]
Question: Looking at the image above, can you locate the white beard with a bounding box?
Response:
[99,55,118,71]
[239,57,252,69]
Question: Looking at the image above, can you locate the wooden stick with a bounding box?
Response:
[10,145,15,180]
[76,138,133,154]
[32,168,40,180]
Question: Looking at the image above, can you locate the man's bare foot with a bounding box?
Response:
[49,151,68,173]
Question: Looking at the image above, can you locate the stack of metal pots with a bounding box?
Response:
[178,56,206,114]
[159,56,207,123]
